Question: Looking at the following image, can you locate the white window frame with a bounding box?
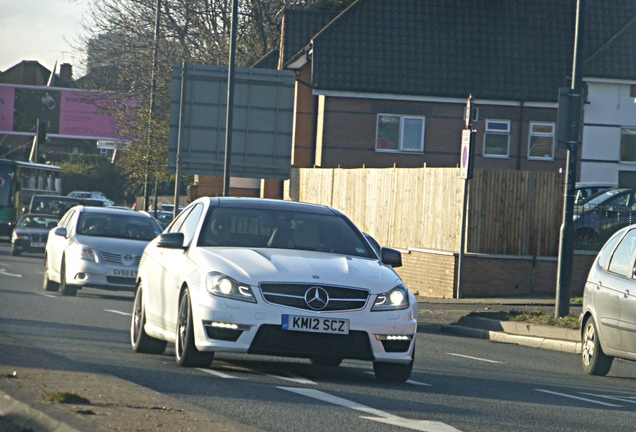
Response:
[620,127,636,163]
[375,114,425,153]
[483,119,510,158]
[527,122,555,160]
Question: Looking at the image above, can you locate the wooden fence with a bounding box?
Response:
[288,167,564,257]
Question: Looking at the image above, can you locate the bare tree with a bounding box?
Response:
[75,0,353,199]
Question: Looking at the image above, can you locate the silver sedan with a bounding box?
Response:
[43,206,163,296]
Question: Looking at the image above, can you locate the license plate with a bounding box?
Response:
[108,268,137,278]
[282,315,349,335]
[30,242,45,248]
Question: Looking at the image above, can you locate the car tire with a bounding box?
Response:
[581,317,613,376]
[131,283,167,354]
[310,357,343,367]
[575,228,600,250]
[43,257,59,292]
[176,288,214,368]
[59,257,78,296]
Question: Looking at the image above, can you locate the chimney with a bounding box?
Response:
[60,63,73,82]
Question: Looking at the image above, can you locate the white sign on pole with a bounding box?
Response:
[460,128,471,179]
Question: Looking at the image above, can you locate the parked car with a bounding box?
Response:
[573,188,636,249]
[43,206,163,296]
[130,197,417,382]
[156,203,184,213]
[581,223,636,375]
[11,213,60,256]
[574,182,617,206]
[143,210,173,229]
[67,191,114,206]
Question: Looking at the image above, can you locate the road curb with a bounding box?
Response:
[440,323,582,354]
[0,389,107,432]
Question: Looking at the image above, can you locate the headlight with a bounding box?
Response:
[206,272,256,303]
[79,247,98,262]
[372,285,409,311]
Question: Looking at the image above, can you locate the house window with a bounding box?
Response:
[528,122,555,160]
[620,128,636,162]
[483,119,510,157]
[376,115,425,152]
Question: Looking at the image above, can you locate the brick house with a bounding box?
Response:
[251,0,636,184]
[247,1,636,297]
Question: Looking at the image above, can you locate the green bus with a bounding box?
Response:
[0,159,62,238]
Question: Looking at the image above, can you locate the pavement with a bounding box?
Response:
[0,295,582,432]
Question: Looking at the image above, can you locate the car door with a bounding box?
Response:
[619,232,636,354]
[45,208,77,282]
[594,229,636,350]
[146,203,204,333]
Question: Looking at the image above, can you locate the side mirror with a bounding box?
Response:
[156,232,186,249]
[381,247,402,268]
[53,227,67,238]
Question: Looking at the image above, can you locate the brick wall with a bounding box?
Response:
[396,249,596,298]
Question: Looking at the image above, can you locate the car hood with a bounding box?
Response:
[192,248,402,293]
[75,235,150,255]
[14,228,52,236]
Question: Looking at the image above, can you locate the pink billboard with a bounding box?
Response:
[0,84,132,140]
[0,86,16,131]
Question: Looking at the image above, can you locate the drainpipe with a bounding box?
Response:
[516,101,525,170]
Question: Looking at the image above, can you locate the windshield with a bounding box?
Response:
[580,189,626,209]
[18,214,59,229]
[198,207,375,258]
[77,213,162,240]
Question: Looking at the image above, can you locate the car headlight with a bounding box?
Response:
[372,285,409,311]
[206,272,256,303]
[80,247,98,262]
[12,232,26,241]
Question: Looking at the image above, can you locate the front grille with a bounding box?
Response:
[105,276,136,286]
[30,235,46,243]
[248,325,374,360]
[101,251,141,265]
[260,283,369,311]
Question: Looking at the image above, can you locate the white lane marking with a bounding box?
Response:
[279,387,462,432]
[104,309,131,316]
[446,353,503,364]
[364,371,432,386]
[535,389,622,407]
[579,392,636,404]
[197,368,242,379]
[267,373,317,385]
[0,269,22,278]
[407,379,433,386]
[36,293,57,298]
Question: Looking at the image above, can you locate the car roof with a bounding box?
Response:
[73,206,154,218]
[203,197,341,216]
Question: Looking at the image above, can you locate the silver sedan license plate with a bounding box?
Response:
[108,268,137,278]
[282,315,349,335]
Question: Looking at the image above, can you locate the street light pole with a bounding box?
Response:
[223,0,239,197]
[555,0,587,318]
[143,0,162,211]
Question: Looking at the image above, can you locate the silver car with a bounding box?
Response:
[43,206,163,296]
[581,223,636,375]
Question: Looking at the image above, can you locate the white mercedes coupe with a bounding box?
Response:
[131,197,417,382]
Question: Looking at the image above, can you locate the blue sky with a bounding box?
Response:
[0,0,88,76]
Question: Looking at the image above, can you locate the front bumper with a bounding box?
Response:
[190,294,417,363]
[65,259,137,291]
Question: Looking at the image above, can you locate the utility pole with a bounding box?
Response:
[223,0,239,197]
[555,0,587,318]
[143,0,162,210]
